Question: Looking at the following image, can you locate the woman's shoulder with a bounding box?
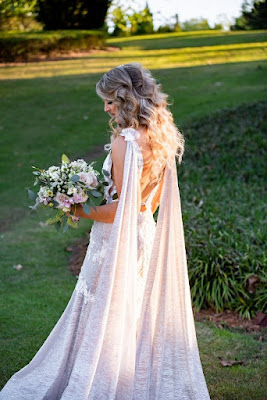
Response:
[110,135,127,163]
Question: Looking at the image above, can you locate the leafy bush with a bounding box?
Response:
[0,30,106,62]
[179,101,267,319]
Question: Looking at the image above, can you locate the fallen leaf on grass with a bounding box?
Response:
[254,312,267,327]
[13,264,23,271]
[219,358,244,367]
[65,247,73,252]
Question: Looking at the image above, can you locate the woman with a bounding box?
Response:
[0,63,210,399]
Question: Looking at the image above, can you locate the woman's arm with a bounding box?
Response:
[71,136,128,224]
[71,201,118,224]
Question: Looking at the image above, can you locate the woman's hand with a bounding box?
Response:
[70,204,84,218]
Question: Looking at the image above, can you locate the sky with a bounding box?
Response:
[126,0,245,29]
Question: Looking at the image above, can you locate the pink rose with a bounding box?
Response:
[73,190,88,204]
[55,192,74,209]
[78,172,98,188]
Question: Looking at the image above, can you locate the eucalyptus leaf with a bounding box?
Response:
[70,174,80,183]
[83,202,91,215]
[91,190,102,198]
[63,222,69,233]
[28,189,36,200]
[55,221,61,231]
[89,197,97,212]
[91,204,97,212]
[32,171,40,176]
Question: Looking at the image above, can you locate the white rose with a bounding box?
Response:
[78,171,98,187]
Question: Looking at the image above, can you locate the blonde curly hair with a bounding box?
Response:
[96,63,184,182]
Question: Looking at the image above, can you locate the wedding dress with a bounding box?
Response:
[0,128,210,400]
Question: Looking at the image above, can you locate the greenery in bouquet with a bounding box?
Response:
[28,154,106,232]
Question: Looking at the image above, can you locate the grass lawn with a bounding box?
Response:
[0,30,266,398]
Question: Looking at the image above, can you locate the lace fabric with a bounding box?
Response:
[0,128,210,400]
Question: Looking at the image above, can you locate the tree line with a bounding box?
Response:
[0,0,266,33]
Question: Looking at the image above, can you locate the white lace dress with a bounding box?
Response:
[77,129,157,326]
[0,128,210,400]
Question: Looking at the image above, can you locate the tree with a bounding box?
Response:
[231,0,267,30]
[109,5,129,36]
[157,13,181,33]
[181,17,211,31]
[107,2,154,36]
[36,0,112,30]
[0,0,39,31]
[128,4,153,35]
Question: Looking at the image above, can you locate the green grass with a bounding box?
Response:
[0,30,267,396]
[196,321,266,400]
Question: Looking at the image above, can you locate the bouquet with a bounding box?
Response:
[28,154,104,231]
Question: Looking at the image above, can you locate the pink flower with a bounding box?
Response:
[73,189,88,204]
[55,192,74,209]
[71,215,80,222]
[43,197,51,205]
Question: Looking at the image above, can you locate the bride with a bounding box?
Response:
[0,63,210,399]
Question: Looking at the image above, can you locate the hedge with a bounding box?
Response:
[0,30,106,62]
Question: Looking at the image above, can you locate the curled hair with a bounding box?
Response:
[96,63,184,182]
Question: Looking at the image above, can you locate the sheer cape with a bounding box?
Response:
[0,130,210,399]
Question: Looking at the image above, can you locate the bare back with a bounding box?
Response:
[135,128,164,212]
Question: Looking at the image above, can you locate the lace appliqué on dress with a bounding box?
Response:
[102,152,117,204]
[75,276,95,305]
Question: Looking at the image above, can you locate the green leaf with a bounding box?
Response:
[90,202,97,212]
[70,174,80,182]
[62,154,70,163]
[102,169,110,177]
[32,171,40,176]
[55,221,61,231]
[83,202,91,215]
[90,189,102,197]
[63,222,69,233]
[28,189,36,200]
[32,166,43,172]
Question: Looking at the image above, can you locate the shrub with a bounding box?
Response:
[180,101,267,319]
[0,30,106,62]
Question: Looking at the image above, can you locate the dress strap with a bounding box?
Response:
[119,128,143,175]
[119,128,140,142]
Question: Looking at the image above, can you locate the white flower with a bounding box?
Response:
[47,166,60,181]
[70,159,88,172]
[67,186,77,195]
